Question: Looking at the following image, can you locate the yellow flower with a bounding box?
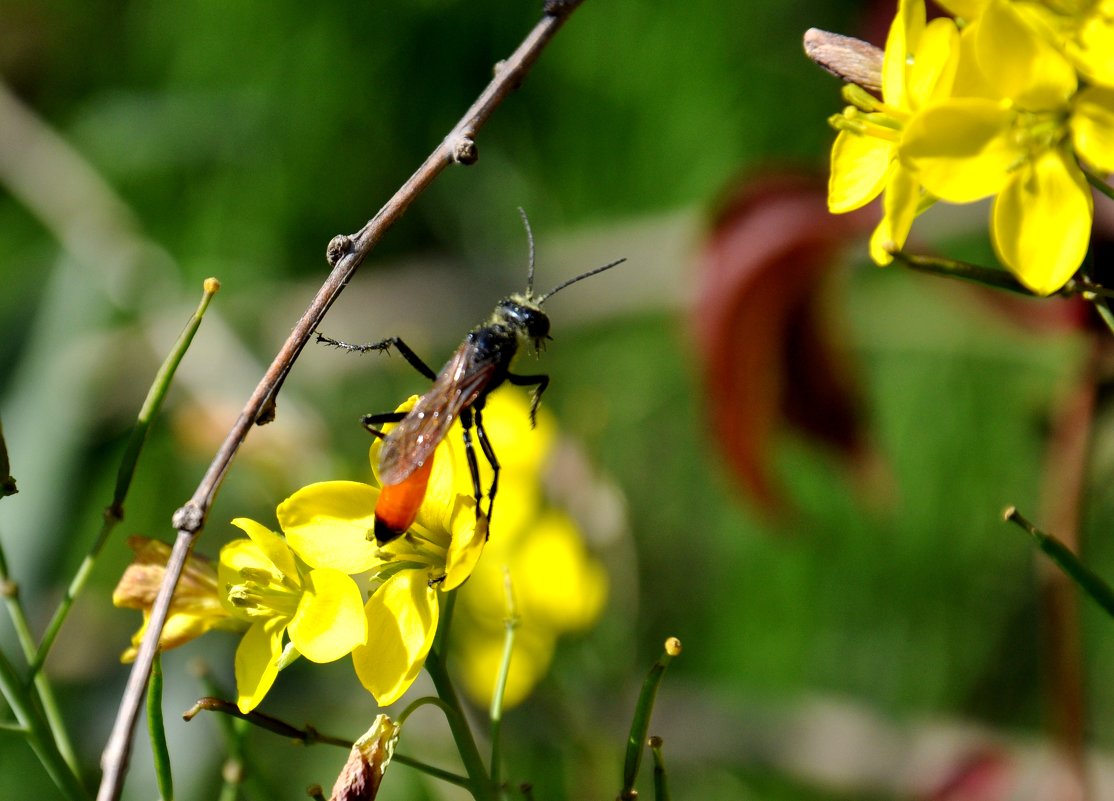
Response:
[900,0,1114,294]
[935,0,1114,88]
[827,0,959,264]
[219,518,368,713]
[444,389,609,709]
[277,397,486,706]
[113,536,245,662]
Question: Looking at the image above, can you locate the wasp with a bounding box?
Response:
[317,211,624,544]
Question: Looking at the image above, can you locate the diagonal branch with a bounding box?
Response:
[95,3,588,800]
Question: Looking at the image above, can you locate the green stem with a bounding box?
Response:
[31,279,219,676]
[489,568,518,788]
[215,717,249,801]
[1089,298,1114,338]
[890,251,1036,294]
[0,649,88,801]
[424,646,495,801]
[649,736,670,801]
[147,655,174,801]
[184,697,352,749]
[0,418,17,497]
[621,638,681,799]
[184,694,471,790]
[434,585,458,654]
[889,250,1114,300]
[1005,507,1114,618]
[398,695,457,726]
[1084,169,1114,203]
[392,754,471,788]
[0,538,81,775]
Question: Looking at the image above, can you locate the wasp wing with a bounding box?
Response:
[378,342,498,486]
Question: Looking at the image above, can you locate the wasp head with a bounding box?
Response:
[497,295,551,349]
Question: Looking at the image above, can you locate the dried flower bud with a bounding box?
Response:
[112,535,242,661]
[329,715,401,801]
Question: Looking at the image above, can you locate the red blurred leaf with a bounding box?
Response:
[693,172,872,513]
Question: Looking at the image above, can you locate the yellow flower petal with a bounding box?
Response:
[278,481,382,573]
[442,497,487,591]
[828,131,894,213]
[933,0,987,21]
[974,0,1076,108]
[288,568,369,663]
[352,571,439,706]
[992,147,1092,295]
[457,628,555,710]
[901,98,1016,202]
[906,17,960,109]
[235,617,285,713]
[1069,1,1114,87]
[882,0,925,108]
[230,518,299,581]
[515,514,608,632]
[869,166,921,265]
[1071,86,1114,174]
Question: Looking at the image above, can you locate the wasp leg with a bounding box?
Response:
[360,410,408,439]
[508,372,549,428]
[473,407,500,532]
[315,333,437,381]
[459,408,487,533]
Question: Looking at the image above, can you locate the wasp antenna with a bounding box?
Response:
[518,207,537,296]
[537,257,626,304]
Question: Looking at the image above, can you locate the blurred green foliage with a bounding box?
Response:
[2,1,1112,800]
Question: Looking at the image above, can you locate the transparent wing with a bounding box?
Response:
[378,343,497,486]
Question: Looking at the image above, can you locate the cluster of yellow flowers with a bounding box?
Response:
[828,0,1114,295]
[114,389,607,713]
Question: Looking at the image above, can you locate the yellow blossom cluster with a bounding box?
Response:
[114,389,607,713]
[828,0,1114,295]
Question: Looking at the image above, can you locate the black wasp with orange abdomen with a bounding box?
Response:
[317,210,624,545]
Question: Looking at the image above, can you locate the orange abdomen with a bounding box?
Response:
[374,455,435,544]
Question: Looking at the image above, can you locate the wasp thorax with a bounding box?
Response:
[497,296,550,341]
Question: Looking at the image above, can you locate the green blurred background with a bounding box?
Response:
[1,0,1110,799]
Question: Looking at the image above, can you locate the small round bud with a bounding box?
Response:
[544,0,579,16]
[664,637,682,656]
[452,136,478,165]
[203,277,221,294]
[222,759,245,785]
[327,235,355,267]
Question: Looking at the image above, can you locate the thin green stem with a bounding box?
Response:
[889,249,1114,300]
[184,697,352,749]
[0,537,81,774]
[183,694,471,790]
[215,717,248,801]
[0,418,17,498]
[1005,506,1114,618]
[621,638,681,800]
[424,646,495,801]
[398,695,457,726]
[489,568,518,788]
[392,754,471,788]
[0,649,88,801]
[435,585,459,655]
[147,655,174,801]
[193,672,259,801]
[1089,298,1114,338]
[1084,169,1114,202]
[649,736,670,801]
[32,279,219,678]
